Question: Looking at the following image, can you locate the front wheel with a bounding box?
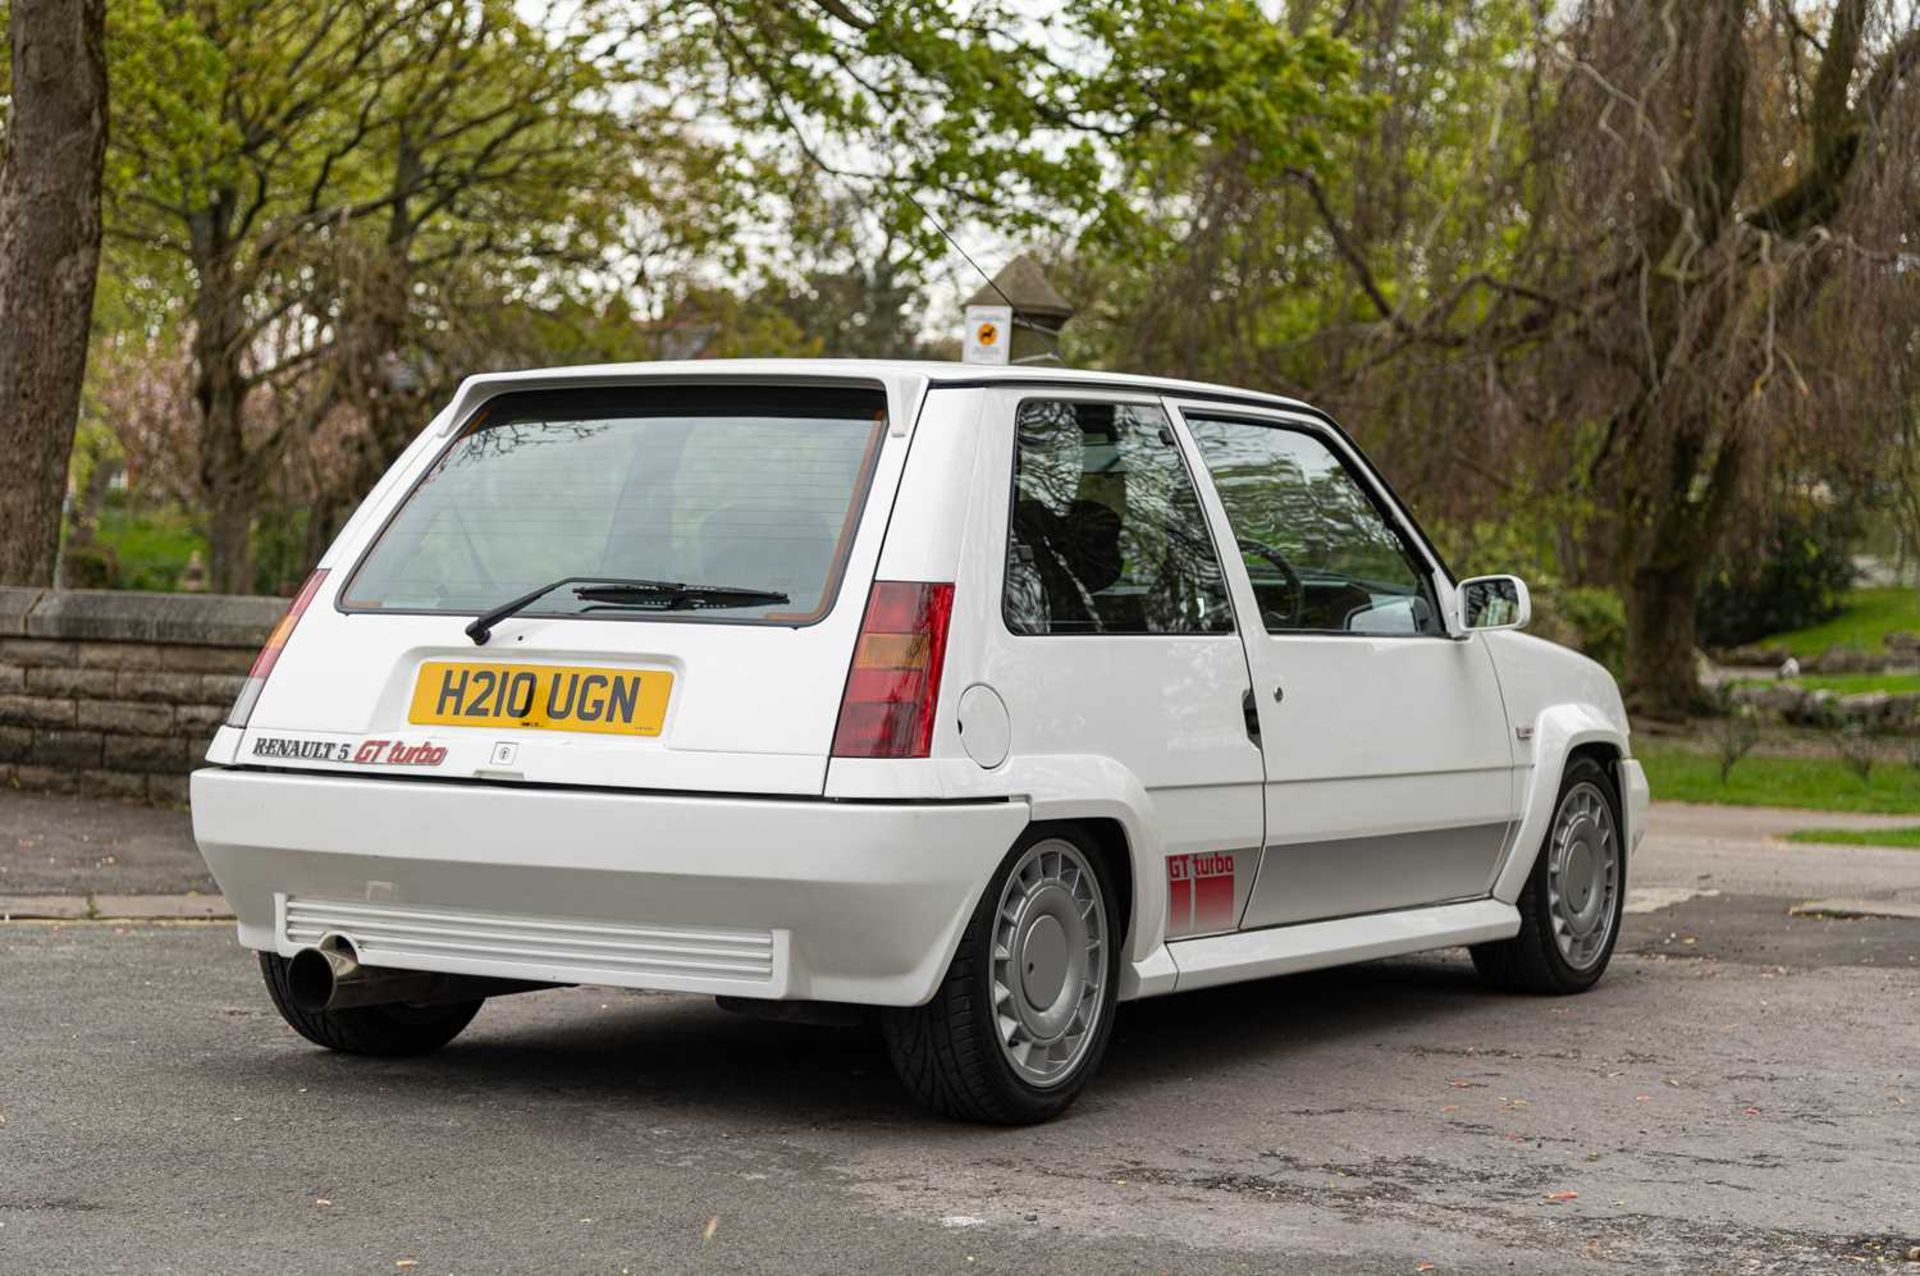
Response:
[259,953,483,1057]
[1471,755,1625,994]
[883,827,1120,1124]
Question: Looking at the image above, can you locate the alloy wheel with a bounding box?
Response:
[990,838,1108,1087]
[1544,780,1620,970]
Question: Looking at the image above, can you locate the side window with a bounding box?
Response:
[1186,416,1440,636]
[1005,400,1234,636]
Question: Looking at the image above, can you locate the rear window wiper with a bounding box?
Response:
[574,582,791,612]
[465,576,789,645]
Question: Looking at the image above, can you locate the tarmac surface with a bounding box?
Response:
[1,793,1916,1273]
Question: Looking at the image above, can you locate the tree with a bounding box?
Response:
[1533,0,1920,717]
[0,0,108,586]
[104,0,692,591]
[655,0,1374,310]
[1045,0,1562,577]
[1054,0,1920,720]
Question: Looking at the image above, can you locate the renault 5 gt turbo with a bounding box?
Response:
[191,359,1648,1125]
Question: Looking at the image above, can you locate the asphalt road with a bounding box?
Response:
[0,790,214,897]
[2,801,1917,1273]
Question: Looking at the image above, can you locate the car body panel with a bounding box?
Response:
[192,359,1644,1011]
[193,767,1027,1006]
[1480,631,1643,902]
[1159,398,1518,926]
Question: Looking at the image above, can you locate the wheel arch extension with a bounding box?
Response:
[1491,706,1633,905]
[1023,763,1166,968]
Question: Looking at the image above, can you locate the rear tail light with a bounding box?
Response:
[831,581,954,758]
[227,569,328,729]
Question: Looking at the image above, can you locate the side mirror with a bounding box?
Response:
[1456,575,1531,633]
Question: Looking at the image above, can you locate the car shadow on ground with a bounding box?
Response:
[215,954,1514,1129]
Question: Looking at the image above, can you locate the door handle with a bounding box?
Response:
[1272,684,1285,704]
[1241,688,1261,747]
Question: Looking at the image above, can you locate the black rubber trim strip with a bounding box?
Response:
[211,764,1019,808]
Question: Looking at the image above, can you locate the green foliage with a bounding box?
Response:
[666,0,1373,269]
[1636,742,1920,815]
[87,505,205,593]
[1431,485,1622,672]
[251,507,311,597]
[1057,0,1538,383]
[1536,587,1627,675]
[1696,508,1856,649]
[59,545,118,590]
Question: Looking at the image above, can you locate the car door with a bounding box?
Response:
[979,389,1268,940]
[1166,402,1518,927]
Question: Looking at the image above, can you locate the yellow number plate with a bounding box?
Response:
[408,662,673,736]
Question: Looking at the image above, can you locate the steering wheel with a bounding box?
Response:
[1238,537,1305,630]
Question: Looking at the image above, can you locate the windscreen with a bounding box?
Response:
[341,385,888,625]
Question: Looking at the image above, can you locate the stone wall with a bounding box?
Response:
[0,589,285,804]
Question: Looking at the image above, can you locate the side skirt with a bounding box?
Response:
[1132,898,1520,997]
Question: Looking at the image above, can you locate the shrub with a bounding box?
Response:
[1533,585,1627,675]
[1705,683,1761,782]
[1697,507,1856,649]
[57,543,118,590]
[1831,722,1877,787]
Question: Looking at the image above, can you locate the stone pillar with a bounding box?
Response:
[965,254,1076,365]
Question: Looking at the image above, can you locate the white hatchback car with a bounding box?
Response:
[193,360,1648,1123]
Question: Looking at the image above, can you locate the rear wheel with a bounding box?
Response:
[1471,755,1624,994]
[259,953,483,1056]
[883,827,1120,1124]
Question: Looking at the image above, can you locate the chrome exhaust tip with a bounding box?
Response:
[287,942,359,1013]
[285,938,558,1012]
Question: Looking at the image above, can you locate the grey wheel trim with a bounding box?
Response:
[990,837,1108,1088]
[1545,780,1620,971]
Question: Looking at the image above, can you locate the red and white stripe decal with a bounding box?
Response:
[1166,852,1237,938]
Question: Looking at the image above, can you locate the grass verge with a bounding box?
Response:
[1782,826,1920,848]
[1636,741,1920,814]
[1763,587,1920,658]
[1728,671,1920,695]
[1792,672,1920,695]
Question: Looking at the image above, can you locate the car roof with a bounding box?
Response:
[439,358,1317,431]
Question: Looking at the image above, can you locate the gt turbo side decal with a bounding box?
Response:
[1166,852,1238,938]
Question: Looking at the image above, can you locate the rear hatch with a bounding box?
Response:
[233,380,908,796]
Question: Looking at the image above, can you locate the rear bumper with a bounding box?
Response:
[191,768,1027,1006]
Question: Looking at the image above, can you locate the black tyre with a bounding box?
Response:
[1471,755,1625,994]
[259,953,483,1057]
[883,826,1121,1124]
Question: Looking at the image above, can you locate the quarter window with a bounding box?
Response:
[1186,416,1440,635]
[1005,400,1233,636]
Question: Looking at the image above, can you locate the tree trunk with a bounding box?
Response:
[1623,558,1703,722]
[196,357,258,594]
[0,0,109,586]
[206,495,255,596]
[189,211,260,595]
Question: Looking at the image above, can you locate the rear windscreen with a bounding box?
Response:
[340,385,888,625]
